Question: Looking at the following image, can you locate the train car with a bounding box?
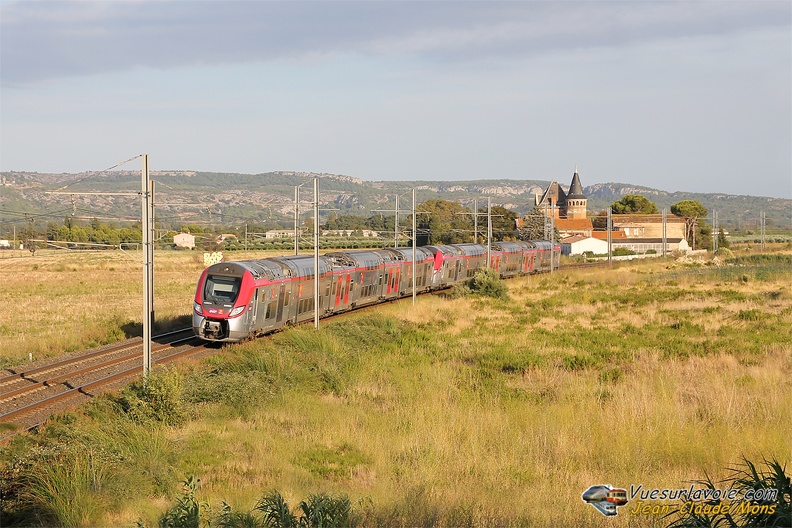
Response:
[194,240,561,343]
[381,247,436,296]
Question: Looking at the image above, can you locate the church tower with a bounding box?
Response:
[565,167,587,220]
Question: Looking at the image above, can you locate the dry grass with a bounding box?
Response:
[0,249,284,366]
[121,258,787,527]
[2,250,790,527]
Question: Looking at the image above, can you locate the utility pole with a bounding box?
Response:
[313,177,320,329]
[662,208,667,257]
[607,208,612,265]
[412,188,417,305]
[141,154,153,378]
[473,198,478,243]
[294,184,303,256]
[550,199,555,273]
[487,197,493,269]
[372,195,404,248]
[760,211,766,251]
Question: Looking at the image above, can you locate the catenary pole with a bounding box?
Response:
[314,177,320,329]
[141,155,152,378]
[412,188,417,305]
[487,197,492,268]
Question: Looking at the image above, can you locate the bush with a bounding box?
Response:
[115,369,187,426]
[452,268,509,300]
[665,457,791,528]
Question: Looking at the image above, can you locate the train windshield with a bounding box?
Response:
[204,275,241,304]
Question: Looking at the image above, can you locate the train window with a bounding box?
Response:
[204,275,241,303]
[266,301,276,319]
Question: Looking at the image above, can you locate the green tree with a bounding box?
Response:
[414,199,473,245]
[611,194,659,214]
[480,205,518,242]
[717,227,730,249]
[516,206,559,241]
[697,223,713,251]
[671,200,708,250]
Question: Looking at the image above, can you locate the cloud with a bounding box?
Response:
[2,0,789,86]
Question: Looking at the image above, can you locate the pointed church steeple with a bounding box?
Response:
[565,166,587,220]
[567,166,585,199]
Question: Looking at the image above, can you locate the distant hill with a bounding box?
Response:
[1,170,789,231]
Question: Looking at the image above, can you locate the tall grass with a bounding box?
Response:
[0,250,202,367]
[1,256,790,526]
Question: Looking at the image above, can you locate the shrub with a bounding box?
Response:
[115,369,187,426]
[157,477,210,528]
[452,268,509,300]
[665,457,791,528]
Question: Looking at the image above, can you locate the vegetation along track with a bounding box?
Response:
[0,328,207,440]
[0,260,605,441]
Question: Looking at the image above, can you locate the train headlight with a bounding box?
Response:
[229,306,245,318]
[193,301,203,315]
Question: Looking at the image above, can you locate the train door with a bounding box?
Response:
[246,288,259,329]
[334,275,343,307]
[275,284,287,323]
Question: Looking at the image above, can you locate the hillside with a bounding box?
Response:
[1,170,789,231]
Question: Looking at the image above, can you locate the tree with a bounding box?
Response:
[718,227,730,249]
[414,199,473,245]
[516,206,560,242]
[611,194,659,214]
[480,205,518,242]
[591,210,608,230]
[671,200,708,250]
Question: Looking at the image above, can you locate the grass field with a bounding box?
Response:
[0,249,790,527]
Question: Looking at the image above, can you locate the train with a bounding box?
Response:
[193,240,561,342]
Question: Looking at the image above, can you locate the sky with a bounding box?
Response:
[1,1,790,199]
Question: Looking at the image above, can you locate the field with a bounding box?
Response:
[0,248,790,527]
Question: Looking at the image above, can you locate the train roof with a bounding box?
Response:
[492,241,537,253]
[269,255,331,278]
[449,243,487,257]
[208,260,284,281]
[529,240,555,250]
[325,250,384,269]
[423,244,463,257]
[381,247,435,262]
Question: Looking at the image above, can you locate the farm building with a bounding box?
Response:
[560,235,608,256]
[611,214,687,239]
[173,233,195,249]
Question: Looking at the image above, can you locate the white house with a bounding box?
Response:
[611,237,690,254]
[560,235,609,256]
[173,233,196,249]
[264,229,297,239]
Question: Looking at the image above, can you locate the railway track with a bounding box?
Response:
[0,328,209,440]
[0,259,611,442]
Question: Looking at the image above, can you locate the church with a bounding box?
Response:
[532,168,593,237]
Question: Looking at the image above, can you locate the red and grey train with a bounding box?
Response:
[193,240,560,342]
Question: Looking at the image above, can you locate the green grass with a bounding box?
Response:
[1,257,790,527]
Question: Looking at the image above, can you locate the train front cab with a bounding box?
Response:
[194,262,258,342]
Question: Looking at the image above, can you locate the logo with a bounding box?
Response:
[582,484,629,516]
